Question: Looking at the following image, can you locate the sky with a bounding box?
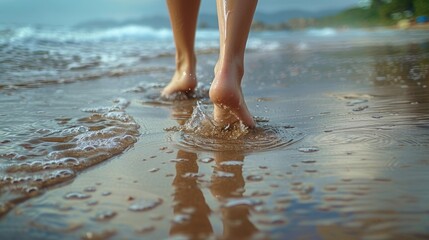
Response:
[0,0,361,26]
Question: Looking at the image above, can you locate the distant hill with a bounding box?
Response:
[75,8,345,29]
[254,9,344,23]
[74,16,170,29]
[317,0,429,28]
[198,9,345,28]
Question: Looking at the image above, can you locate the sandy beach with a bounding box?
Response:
[1,27,429,239]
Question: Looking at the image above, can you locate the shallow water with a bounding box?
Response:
[166,101,304,153]
[0,93,139,216]
[1,27,429,239]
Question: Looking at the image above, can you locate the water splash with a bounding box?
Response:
[127,83,210,114]
[168,102,303,152]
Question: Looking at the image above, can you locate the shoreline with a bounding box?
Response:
[1,30,429,239]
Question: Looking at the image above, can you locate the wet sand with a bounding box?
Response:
[1,39,429,239]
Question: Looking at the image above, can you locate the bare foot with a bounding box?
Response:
[161,70,197,98]
[209,67,255,128]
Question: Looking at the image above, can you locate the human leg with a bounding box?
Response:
[162,0,200,97]
[209,0,257,127]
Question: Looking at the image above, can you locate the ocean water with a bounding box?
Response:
[2,24,429,89]
[1,23,429,239]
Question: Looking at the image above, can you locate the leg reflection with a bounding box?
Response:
[210,151,258,239]
[170,150,213,238]
[170,99,196,126]
[168,100,256,238]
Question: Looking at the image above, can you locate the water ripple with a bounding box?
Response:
[168,102,303,153]
[313,128,424,148]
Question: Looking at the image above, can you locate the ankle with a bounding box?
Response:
[175,53,196,74]
[215,59,244,81]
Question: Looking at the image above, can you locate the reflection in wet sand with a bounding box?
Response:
[211,152,258,239]
[170,149,259,239]
[169,101,258,239]
[170,150,213,239]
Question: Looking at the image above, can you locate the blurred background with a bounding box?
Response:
[1,0,428,29]
[0,0,358,27]
[1,0,428,89]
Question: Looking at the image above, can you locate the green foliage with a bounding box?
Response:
[318,0,428,28]
[377,0,413,21]
[414,0,429,16]
[318,7,379,27]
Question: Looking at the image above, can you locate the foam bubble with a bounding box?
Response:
[222,198,263,208]
[220,161,244,166]
[64,191,91,200]
[214,171,235,178]
[128,198,163,212]
[0,98,139,215]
